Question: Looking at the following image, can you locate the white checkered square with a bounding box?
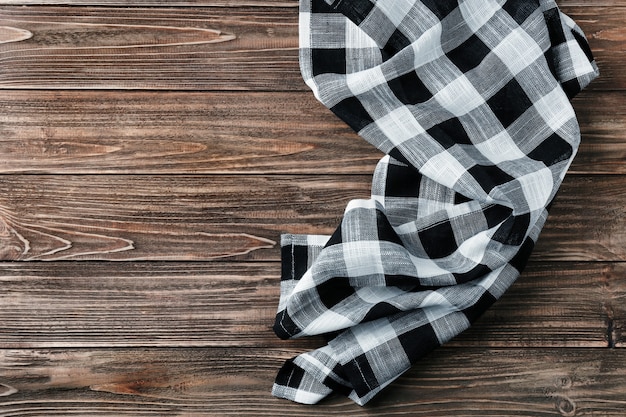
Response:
[459,0,499,32]
[352,317,397,352]
[474,130,527,164]
[420,150,468,189]
[534,87,575,132]
[492,28,544,75]
[518,167,554,212]
[346,66,387,95]
[342,241,385,277]
[375,106,425,145]
[411,22,445,66]
[303,309,358,336]
[434,74,484,117]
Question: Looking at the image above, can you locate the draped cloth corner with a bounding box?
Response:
[272,0,599,406]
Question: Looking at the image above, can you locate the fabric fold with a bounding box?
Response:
[273,0,598,405]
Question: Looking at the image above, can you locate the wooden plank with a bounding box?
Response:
[0,262,283,348]
[0,174,624,262]
[0,261,616,348]
[0,6,621,90]
[0,90,620,175]
[572,91,626,175]
[456,261,617,348]
[0,174,362,261]
[0,347,625,416]
[0,90,381,175]
[0,6,301,91]
[535,175,626,261]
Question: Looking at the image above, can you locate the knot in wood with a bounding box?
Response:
[555,395,577,417]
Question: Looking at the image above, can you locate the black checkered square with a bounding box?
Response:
[311,49,347,76]
[388,70,433,105]
[528,132,573,166]
[418,220,458,258]
[331,96,374,132]
[486,78,534,128]
[503,0,539,25]
[446,33,492,73]
[385,29,412,56]
[427,117,472,148]
[334,0,375,25]
[421,0,458,20]
[468,164,516,193]
[384,161,420,197]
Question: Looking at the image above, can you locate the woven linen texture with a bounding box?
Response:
[272,0,599,406]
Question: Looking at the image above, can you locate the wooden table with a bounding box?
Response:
[0,1,624,415]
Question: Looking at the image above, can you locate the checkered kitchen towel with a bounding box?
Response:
[272,0,598,406]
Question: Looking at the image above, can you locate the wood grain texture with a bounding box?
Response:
[1,347,625,416]
[0,90,381,174]
[572,91,626,175]
[0,175,623,262]
[0,175,362,261]
[0,6,300,90]
[0,261,618,348]
[535,175,626,261]
[0,6,621,90]
[0,90,620,174]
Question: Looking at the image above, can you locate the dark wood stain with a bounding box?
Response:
[0,2,624,416]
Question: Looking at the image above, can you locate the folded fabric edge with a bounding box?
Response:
[272,344,357,405]
[272,358,334,405]
[274,233,331,339]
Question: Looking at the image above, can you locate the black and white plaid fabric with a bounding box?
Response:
[272,0,598,405]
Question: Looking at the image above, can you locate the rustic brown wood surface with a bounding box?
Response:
[0,1,624,416]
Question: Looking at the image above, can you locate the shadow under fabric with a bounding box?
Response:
[272,0,599,406]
